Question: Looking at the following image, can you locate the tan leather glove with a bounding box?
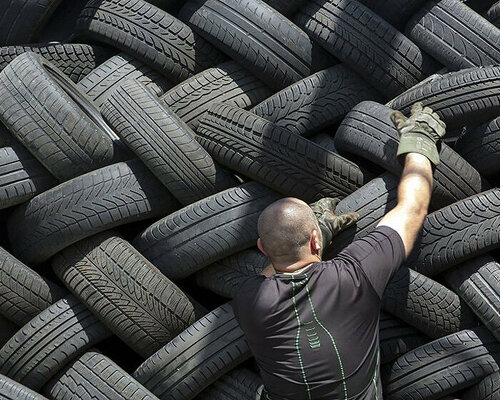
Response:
[310,198,359,248]
[391,102,446,165]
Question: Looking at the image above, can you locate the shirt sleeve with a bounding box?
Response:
[333,226,406,299]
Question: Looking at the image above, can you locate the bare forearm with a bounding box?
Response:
[377,153,433,257]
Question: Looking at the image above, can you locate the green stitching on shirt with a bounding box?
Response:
[291,280,312,400]
[372,350,380,400]
[305,281,348,400]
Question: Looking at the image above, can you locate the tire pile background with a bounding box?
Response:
[0,0,499,399]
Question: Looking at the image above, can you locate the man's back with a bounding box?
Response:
[233,226,405,399]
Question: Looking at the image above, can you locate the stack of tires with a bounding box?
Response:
[0,0,498,399]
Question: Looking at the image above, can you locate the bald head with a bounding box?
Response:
[258,197,320,263]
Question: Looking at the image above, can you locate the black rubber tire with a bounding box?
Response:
[0,317,18,349]
[133,303,250,400]
[198,368,264,400]
[295,0,439,98]
[0,246,66,326]
[387,66,500,131]
[0,295,111,391]
[53,232,201,358]
[358,0,426,29]
[262,0,308,17]
[77,53,173,109]
[0,0,63,45]
[251,65,382,137]
[382,328,500,400]
[133,182,280,280]
[409,188,500,276]
[102,79,237,205]
[0,44,113,83]
[0,145,56,210]
[444,255,500,341]
[382,267,478,339]
[195,248,268,298]
[334,101,487,210]
[379,313,428,365]
[487,1,500,27]
[77,0,226,84]
[0,52,115,181]
[197,104,367,202]
[406,0,500,70]
[0,374,49,400]
[454,116,500,177]
[8,160,178,265]
[178,0,333,90]
[463,371,500,400]
[162,61,272,131]
[310,132,338,153]
[44,351,159,400]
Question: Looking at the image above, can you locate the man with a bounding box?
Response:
[232,103,446,399]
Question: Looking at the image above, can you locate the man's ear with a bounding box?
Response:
[257,238,268,256]
[310,229,321,254]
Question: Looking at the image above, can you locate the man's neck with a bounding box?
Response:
[272,255,321,274]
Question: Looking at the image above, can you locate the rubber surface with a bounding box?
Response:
[0,317,17,348]
[388,66,500,130]
[463,371,500,400]
[487,1,500,27]
[0,52,115,181]
[251,65,382,137]
[102,79,237,205]
[198,368,264,400]
[44,351,159,400]
[197,104,367,202]
[262,0,308,17]
[0,246,66,326]
[0,295,111,391]
[0,44,113,83]
[8,160,179,265]
[0,374,49,400]
[77,53,172,109]
[53,232,200,358]
[0,145,56,210]
[78,0,226,83]
[133,182,280,280]
[179,0,333,90]
[162,61,272,131]
[407,0,500,69]
[358,0,426,29]
[295,0,439,98]
[133,303,251,400]
[444,255,500,341]
[334,101,487,210]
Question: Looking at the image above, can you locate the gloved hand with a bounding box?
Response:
[391,102,446,166]
[309,198,359,248]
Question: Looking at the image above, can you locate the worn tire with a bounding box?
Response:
[197,368,264,400]
[409,188,500,276]
[77,53,172,109]
[53,232,201,358]
[358,0,426,29]
[133,182,280,280]
[102,79,237,205]
[179,0,333,90]
[463,371,500,400]
[406,0,500,70]
[44,351,159,400]
[133,303,250,400]
[0,44,113,83]
[0,145,56,210]
[251,65,382,137]
[487,1,500,27]
[334,101,487,210]
[0,0,63,45]
[162,61,272,131]
[382,267,478,338]
[8,160,178,265]
[387,66,500,131]
[0,246,65,326]
[295,0,439,98]
[0,52,115,181]
[0,295,111,391]
[444,255,500,341]
[0,374,49,400]
[382,328,500,400]
[454,116,500,177]
[197,104,367,202]
[77,0,225,83]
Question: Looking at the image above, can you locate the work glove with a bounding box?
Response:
[391,102,446,166]
[309,198,359,248]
